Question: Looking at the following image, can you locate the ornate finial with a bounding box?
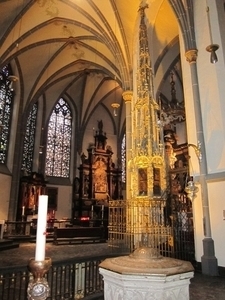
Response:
[138,2,149,19]
[97,120,103,133]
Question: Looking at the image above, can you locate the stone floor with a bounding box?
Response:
[0,242,225,299]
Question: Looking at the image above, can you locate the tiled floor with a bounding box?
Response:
[0,242,225,299]
[190,271,225,300]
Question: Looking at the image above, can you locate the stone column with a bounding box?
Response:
[122,91,132,200]
[185,49,218,276]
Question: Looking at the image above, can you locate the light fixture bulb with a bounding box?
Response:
[111,103,120,117]
[206,44,219,64]
[7,75,19,91]
[185,180,199,201]
[39,146,43,154]
[210,50,218,64]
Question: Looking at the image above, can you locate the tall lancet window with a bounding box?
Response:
[0,64,13,164]
[121,133,126,183]
[21,103,38,173]
[45,98,72,177]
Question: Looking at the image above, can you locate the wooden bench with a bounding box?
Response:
[53,226,105,245]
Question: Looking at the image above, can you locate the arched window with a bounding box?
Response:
[121,133,126,183]
[21,103,38,173]
[0,64,13,164]
[45,98,72,177]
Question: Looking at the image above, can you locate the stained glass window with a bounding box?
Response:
[0,65,13,164]
[121,133,126,183]
[45,98,72,177]
[21,103,38,173]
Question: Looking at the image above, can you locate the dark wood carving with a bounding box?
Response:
[72,121,122,218]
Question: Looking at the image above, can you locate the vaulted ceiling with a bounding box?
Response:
[0,0,183,135]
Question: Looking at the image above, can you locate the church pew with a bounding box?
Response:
[53,226,105,245]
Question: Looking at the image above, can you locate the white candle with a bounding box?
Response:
[35,195,48,261]
[22,206,25,216]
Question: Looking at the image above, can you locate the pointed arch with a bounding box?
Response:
[45,98,72,177]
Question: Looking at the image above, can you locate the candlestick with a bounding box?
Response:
[101,205,104,220]
[35,195,48,261]
[27,257,52,300]
[22,206,25,216]
[91,205,94,219]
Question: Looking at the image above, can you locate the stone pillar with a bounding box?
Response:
[185,49,218,276]
[122,91,132,200]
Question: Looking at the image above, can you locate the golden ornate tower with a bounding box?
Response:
[109,5,171,252]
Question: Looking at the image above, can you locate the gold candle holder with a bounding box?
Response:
[27,257,52,300]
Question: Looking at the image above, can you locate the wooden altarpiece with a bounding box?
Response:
[17,172,48,219]
[73,121,122,219]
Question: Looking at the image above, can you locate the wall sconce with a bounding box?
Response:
[206,44,219,64]
[185,142,202,201]
[111,103,120,117]
[185,179,199,201]
[188,142,202,162]
[8,75,18,91]
[206,6,219,64]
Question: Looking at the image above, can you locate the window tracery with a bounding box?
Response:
[0,64,13,164]
[45,98,72,177]
[22,103,38,173]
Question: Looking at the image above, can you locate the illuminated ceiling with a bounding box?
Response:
[0,0,182,134]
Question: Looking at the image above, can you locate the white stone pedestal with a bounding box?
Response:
[99,247,194,300]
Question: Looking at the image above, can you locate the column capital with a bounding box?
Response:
[122,90,133,103]
[185,49,198,64]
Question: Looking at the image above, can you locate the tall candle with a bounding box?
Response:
[22,206,25,216]
[35,195,48,261]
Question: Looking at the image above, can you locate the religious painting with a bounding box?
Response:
[94,160,107,193]
[153,167,161,196]
[138,168,147,195]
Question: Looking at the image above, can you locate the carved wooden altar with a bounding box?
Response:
[73,121,122,218]
[17,172,48,219]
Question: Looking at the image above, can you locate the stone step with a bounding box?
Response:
[0,239,19,251]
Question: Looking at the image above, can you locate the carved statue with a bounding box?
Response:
[98,120,103,133]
